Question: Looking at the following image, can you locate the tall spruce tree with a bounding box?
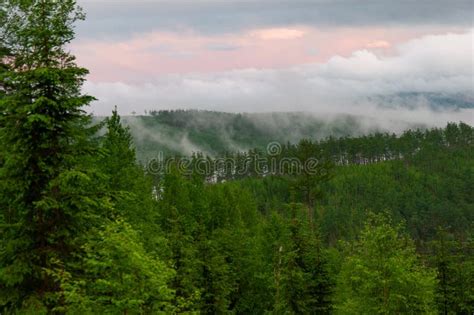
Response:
[100,107,136,191]
[0,0,102,311]
[270,204,333,314]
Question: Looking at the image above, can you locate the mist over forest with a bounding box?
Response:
[113,108,470,160]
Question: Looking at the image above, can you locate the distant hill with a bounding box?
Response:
[117,110,432,161]
[370,92,474,110]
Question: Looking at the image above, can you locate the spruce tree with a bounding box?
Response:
[271,204,333,314]
[0,0,102,311]
[100,107,136,191]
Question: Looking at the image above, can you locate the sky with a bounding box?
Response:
[74,0,474,124]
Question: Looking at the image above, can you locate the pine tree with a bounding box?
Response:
[0,0,103,311]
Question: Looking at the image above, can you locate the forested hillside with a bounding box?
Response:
[1,1,473,314]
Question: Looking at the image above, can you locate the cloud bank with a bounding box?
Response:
[85,30,474,127]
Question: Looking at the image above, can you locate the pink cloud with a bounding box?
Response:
[71,26,464,83]
[250,28,307,40]
[366,40,391,48]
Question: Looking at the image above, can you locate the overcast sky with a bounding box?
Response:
[74,0,473,124]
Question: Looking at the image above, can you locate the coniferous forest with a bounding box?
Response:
[1,1,473,314]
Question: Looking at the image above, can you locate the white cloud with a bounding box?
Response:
[85,30,474,127]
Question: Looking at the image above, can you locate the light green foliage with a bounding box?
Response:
[62,218,174,314]
[334,213,437,314]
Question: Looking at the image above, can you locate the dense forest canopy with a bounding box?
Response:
[0,1,473,314]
